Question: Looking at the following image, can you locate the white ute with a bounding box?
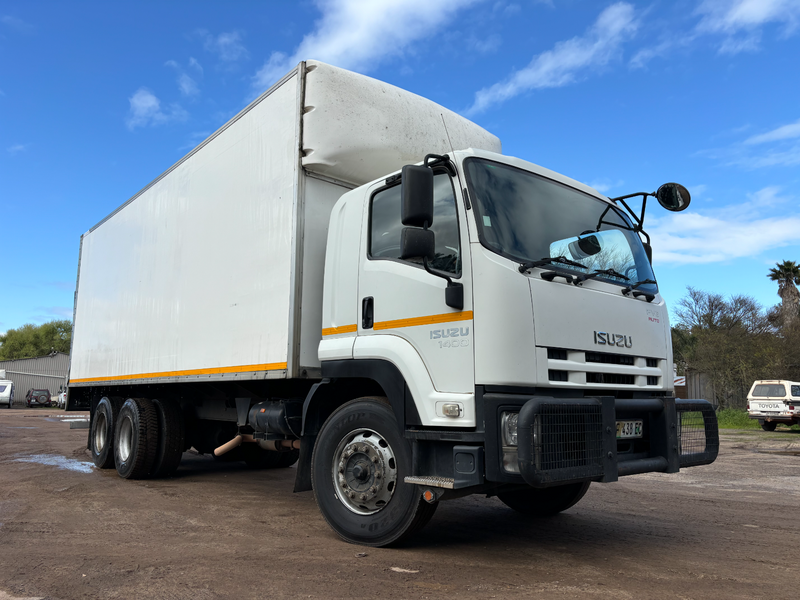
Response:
[747,380,800,431]
[66,60,719,546]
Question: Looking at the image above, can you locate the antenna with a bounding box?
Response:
[440,114,455,154]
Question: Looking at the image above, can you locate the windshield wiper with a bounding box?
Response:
[518,256,586,274]
[573,268,630,285]
[622,278,656,302]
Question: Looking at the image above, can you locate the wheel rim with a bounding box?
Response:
[94,412,108,452]
[332,428,397,516]
[118,416,133,462]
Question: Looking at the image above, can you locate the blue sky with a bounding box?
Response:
[2,0,799,334]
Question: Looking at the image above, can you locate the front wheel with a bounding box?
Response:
[497,481,591,516]
[311,398,437,546]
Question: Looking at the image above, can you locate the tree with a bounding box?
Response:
[767,260,800,326]
[0,320,72,360]
[672,288,778,409]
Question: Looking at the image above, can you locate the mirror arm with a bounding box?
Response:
[423,257,464,310]
[423,153,457,176]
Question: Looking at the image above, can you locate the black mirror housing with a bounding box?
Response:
[401,165,434,227]
[656,183,691,212]
[400,227,435,261]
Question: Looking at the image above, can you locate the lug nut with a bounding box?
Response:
[349,491,356,499]
[360,494,367,501]
[372,456,379,463]
[361,445,369,453]
[375,472,381,479]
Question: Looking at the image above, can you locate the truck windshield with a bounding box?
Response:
[464,158,656,291]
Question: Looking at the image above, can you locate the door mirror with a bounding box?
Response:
[401,165,434,227]
[400,227,435,261]
[656,183,691,212]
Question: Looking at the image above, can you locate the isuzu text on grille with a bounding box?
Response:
[594,331,632,348]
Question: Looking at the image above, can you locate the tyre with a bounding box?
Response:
[90,397,123,469]
[311,397,437,547]
[150,399,185,478]
[114,398,159,479]
[243,445,300,469]
[497,481,591,516]
[761,421,777,432]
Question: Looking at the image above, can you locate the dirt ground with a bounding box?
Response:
[1,408,799,600]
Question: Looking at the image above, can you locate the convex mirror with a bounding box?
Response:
[656,183,691,212]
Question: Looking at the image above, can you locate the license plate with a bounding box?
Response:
[616,420,643,439]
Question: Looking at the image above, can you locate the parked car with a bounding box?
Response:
[56,391,67,408]
[25,389,51,407]
[0,381,14,408]
[747,380,800,431]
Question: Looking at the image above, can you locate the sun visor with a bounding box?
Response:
[302,60,501,186]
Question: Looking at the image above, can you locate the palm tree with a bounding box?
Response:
[768,260,800,326]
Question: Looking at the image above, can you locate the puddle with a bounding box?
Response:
[13,454,94,473]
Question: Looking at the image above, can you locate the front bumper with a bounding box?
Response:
[488,395,718,488]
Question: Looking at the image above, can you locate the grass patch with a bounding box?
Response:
[716,408,759,429]
[715,408,800,431]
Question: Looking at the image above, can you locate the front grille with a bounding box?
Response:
[531,403,605,482]
[586,372,635,385]
[543,347,664,389]
[586,351,634,365]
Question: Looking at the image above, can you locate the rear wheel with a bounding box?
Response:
[311,397,437,547]
[761,420,777,432]
[497,482,591,516]
[90,396,123,469]
[150,399,185,478]
[114,398,159,479]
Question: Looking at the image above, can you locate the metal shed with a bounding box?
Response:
[0,352,69,405]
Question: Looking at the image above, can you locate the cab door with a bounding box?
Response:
[356,171,474,395]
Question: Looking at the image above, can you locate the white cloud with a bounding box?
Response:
[165,60,201,97]
[650,210,800,265]
[466,2,638,115]
[125,88,188,130]
[1,15,33,32]
[188,57,203,74]
[588,179,625,193]
[695,0,800,53]
[252,0,481,91]
[7,143,30,154]
[744,118,800,145]
[201,30,249,62]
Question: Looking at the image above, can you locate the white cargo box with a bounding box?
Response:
[69,61,500,386]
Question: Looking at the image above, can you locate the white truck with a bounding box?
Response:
[67,60,718,546]
[747,380,800,431]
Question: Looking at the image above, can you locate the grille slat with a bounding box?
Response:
[586,372,635,385]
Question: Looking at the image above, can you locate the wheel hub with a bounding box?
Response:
[333,430,397,515]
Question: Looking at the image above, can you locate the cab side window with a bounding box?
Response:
[369,173,460,274]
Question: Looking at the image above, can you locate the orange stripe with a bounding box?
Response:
[321,324,358,336]
[70,362,288,384]
[374,310,473,331]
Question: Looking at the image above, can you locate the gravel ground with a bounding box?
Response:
[1,407,798,600]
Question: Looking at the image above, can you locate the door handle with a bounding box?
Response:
[362,297,374,329]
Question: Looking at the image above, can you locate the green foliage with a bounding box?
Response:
[0,320,72,360]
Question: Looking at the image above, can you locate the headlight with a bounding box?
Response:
[501,411,519,447]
